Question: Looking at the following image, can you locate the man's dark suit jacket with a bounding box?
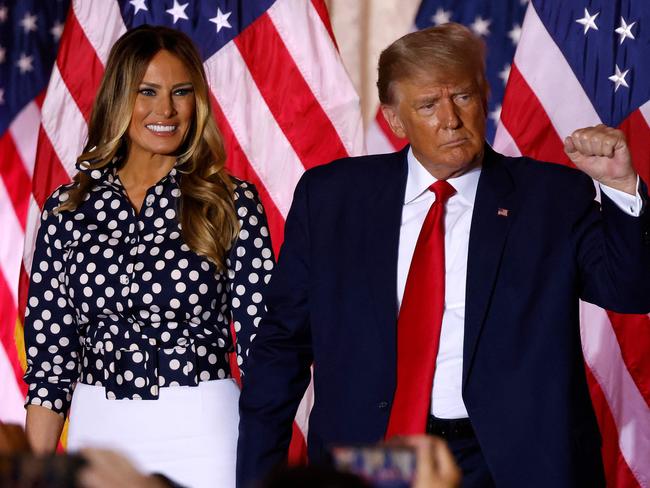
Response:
[237,145,650,487]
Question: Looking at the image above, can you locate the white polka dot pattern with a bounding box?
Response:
[23,165,274,416]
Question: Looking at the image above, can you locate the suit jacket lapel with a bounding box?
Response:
[363,147,409,350]
[463,147,516,388]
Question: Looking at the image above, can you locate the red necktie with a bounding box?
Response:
[386,179,456,437]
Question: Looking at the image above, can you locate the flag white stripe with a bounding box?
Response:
[73,0,126,65]
[268,0,365,157]
[294,366,315,438]
[493,121,522,157]
[365,118,397,155]
[639,100,650,128]
[8,102,41,179]
[23,198,42,276]
[515,4,601,138]
[40,65,89,177]
[0,179,23,305]
[0,344,25,424]
[580,301,650,487]
[205,44,305,218]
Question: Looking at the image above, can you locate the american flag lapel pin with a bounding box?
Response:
[497,208,509,217]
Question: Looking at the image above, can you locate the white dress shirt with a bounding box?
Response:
[397,147,643,419]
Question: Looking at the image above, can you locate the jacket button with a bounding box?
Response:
[378,401,389,409]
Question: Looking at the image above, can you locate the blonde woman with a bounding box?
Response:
[23,25,274,488]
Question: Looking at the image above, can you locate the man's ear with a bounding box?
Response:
[380,104,407,139]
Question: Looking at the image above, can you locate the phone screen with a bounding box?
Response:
[330,445,416,488]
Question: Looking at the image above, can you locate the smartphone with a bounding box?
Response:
[330,444,416,488]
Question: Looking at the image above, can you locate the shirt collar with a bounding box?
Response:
[404,146,481,206]
[76,158,116,182]
[76,158,180,188]
[76,159,127,194]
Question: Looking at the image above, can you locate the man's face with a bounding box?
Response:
[381,71,487,179]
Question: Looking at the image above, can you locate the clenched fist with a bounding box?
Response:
[563,124,637,195]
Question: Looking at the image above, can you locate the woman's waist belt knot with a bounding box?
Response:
[80,336,230,400]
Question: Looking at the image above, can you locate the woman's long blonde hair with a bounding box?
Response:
[59,25,238,271]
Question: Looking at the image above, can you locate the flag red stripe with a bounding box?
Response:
[0,273,27,396]
[56,10,105,121]
[18,265,30,324]
[310,0,338,49]
[503,72,650,410]
[500,63,571,167]
[34,91,46,109]
[288,421,309,464]
[210,95,286,258]
[0,133,31,229]
[618,110,650,186]
[506,62,650,476]
[212,92,308,454]
[374,110,408,151]
[32,128,71,208]
[606,312,650,408]
[585,366,641,488]
[234,13,348,170]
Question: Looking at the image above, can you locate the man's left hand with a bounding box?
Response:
[563,124,637,195]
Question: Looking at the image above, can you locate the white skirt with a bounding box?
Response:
[67,379,240,488]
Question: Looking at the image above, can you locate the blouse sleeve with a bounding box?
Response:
[227,182,275,376]
[23,187,81,417]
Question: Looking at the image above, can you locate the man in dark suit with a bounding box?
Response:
[237,23,649,487]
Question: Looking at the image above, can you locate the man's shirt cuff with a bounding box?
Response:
[599,176,643,217]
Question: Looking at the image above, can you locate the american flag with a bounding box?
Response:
[497,2,650,487]
[366,1,650,486]
[3,0,648,484]
[0,0,71,425]
[0,0,363,459]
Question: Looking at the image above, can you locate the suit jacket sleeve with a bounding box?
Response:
[575,175,650,312]
[236,174,314,488]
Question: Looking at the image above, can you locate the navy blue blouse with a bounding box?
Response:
[23,164,274,416]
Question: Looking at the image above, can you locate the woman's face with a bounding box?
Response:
[127,49,196,164]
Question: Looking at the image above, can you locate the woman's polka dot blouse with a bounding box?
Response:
[23,164,275,416]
